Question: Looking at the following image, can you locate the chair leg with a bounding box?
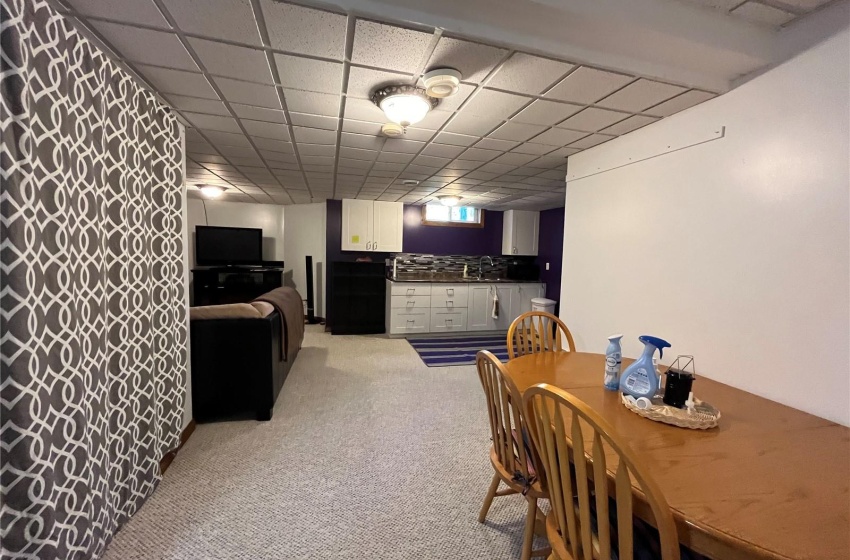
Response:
[478,473,501,523]
[521,497,539,560]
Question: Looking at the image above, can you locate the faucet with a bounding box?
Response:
[478,256,493,280]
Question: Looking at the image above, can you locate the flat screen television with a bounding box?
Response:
[195,225,263,266]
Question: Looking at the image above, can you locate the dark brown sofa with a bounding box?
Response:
[189,287,304,422]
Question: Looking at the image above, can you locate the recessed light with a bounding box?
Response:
[198,185,225,199]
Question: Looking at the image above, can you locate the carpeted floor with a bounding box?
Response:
[103,325,545,560]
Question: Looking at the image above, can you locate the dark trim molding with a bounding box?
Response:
[159,419,196,475]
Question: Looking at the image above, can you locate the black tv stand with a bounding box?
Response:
[192,266,284,306]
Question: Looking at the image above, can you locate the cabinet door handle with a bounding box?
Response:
[407,288,414,296]
[447,288,454,295]
[446,300,453,306]
[373,241,377,250]
[513,247,517,254]
[366,241,372,250]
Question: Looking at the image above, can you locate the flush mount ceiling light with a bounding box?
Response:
[438,195,461,207]
[371,85,438,128]
[198,184,225,199]
[423,68,462,98]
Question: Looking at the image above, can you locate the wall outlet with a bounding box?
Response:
[545,262,550,270]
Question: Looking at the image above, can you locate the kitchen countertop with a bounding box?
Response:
[388,275,542,284]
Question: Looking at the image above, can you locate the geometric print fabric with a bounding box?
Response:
[1,1,187,558]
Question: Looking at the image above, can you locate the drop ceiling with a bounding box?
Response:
[681,0,836,27]
[54,0,828,209]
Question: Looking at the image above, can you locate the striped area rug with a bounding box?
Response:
[407,334,508,367]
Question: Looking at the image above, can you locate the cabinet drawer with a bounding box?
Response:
[430,307,468,331]
[389,309,430,334]
[390,283,431,296]
[390,295,431,309]
[429,284,469,308]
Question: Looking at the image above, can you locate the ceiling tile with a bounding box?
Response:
[275,54,343,95]
[487,53,574,95]
[463,89,530,119]
[231,103,286,123]
[69,0,168,26]
[646,90,716,117]
[597,79,686,112]
[160,0,261,45]
[289,113,338,131]
[546,66,633,104]
[383,139,425,154]
[399,128,436,142]
[184,113,241,133]
[478,162,515,174]
[460,147,501,162]
[164,94,229,116]
[567,133,615,149]
[444,113,501,136]
[558,107,629,132]
[412,110,452,130]
[422,143,466,158]
[292,126,336,144]
[600,115,659,136]
[530,127,587,146]
[413,155,451,167]
[512,99,583,126]
[344,97,384,123]
[492,152,537,166]
[216,145,257,158]
[730,1,796,25]
[302,155,335,166]
[339,157,374,169]
[340,144,379,160]
[242,119,291,141]
[261,0,347,58]
[425,37,506,83]
[204,130,251,146]
[188,38,272,83]
[296,144,335,157]
[433,132,479,147]
[347,67,412,99]
[90,22,197,71]
[215,77,280,109]
[377,151,414,163]
[341,132,384,150]
[253,138,293,152]
[546,147,582,157]
[351,20,433,73]
[510,142,557,155]
[342,119,383,137]
[489,122,547,142]
[428,83,475,113]
[474,138,520,151]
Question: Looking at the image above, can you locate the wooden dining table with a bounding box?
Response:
[505,351,850,560]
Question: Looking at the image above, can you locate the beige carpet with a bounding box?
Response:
[103,325,545,559]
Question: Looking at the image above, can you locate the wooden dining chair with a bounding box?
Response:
[523,383,681,560]
[475,350,549,560]
[507,311,576,359]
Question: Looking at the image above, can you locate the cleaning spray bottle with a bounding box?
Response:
[619,335,671,398]
[603,334,623,390]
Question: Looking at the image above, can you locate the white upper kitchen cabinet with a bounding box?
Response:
[373,201,403,253]
[341,199,402,252]
[502,210,540,256]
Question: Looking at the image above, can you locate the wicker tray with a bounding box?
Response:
[621,394,721,429]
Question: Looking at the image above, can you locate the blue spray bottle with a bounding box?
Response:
[619,335,671,398]
[603,335,623,390]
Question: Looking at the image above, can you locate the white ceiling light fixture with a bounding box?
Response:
[423,68,462,98]
[381,123,405,138]
[198,184,226,199]
[438,195,461,207]
[371,84,438,129]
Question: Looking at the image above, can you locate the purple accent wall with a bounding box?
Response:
[538,207,565,305]
[401,205,504,255]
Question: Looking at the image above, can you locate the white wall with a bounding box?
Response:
[283,203,327,318]
[561,29,849,425]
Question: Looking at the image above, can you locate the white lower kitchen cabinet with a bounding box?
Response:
[387,280,545,337]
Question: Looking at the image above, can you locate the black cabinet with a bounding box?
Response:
[331,262,385,334]
[192,268,283,306]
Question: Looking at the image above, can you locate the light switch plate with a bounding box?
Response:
[546,262,550,270]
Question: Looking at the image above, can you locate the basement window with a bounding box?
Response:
[421,204,484,228]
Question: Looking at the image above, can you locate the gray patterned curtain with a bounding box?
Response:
[0,1,187,558]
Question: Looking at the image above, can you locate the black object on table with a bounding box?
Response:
[192,267,283,306]
[330,261,386,334]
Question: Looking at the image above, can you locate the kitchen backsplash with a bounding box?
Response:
[388,253,534,276]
